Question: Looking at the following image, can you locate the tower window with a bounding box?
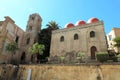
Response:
[90,31,95,37]
[26,38,30,44]
[29,26,32,31]
[74,34,79,40]
[31,17,34,20]
[60,36,64,42]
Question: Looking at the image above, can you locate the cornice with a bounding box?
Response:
[52,21,103,34]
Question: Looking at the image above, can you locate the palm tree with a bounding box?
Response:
[113,37,120,53]
[46,21,59,30]
[29,42,45,63]
[38,21,60,61]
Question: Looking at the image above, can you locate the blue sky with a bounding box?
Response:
[0,0,120,34]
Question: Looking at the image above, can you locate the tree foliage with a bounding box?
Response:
[46,21,59,30]
[76,52,85,63]
[113,37,120,47]
[6,42,19,54]
[29,42,45,55]
[38,21,60,59]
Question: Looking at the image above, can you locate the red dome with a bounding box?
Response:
[65,23,74,28]
[88,18,99,23]
[75,20,86,26]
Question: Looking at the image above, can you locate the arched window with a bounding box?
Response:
[90,31,95,37]
[60,36,64,42]
[74,34,79,40]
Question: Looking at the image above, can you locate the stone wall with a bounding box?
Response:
[16,64,120,80]
[0,64,17,80]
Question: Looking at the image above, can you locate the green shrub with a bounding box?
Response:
[96,52,109,62]
[107,60,113,63]
[11,59,18,65]
[117,54,120,62]
[108,56,118,62]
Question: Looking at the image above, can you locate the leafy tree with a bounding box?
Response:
[113,37,120,53]
[29,42,45,63]
[6,42,19,55]
[6,42,19,63]
[38,21,60,61]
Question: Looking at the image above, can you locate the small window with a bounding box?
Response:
[26,38,30,44]
[60,36,64,42]
[31,17,34,20]
[90,31,95,37]
[74,34,79,40]
[15,36,19,43]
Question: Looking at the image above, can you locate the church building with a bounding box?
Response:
[50,18,107,60]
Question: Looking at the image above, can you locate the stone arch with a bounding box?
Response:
[20,52,26,64]
[15,35,19,43]
[31,54,34,63]
[91,46,97,59]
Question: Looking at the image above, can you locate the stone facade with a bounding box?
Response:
[0,13,42,64]
[107,28,120,52]
[0,16,24,63]
[0,14,108,63]
[50,20,107,61]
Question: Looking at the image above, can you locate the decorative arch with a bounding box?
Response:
[91,46,97,59]
[74,34,79,40]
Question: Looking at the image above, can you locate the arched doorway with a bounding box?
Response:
[31,55,34,63]
[21,52,26,64]
[91,46,97,59]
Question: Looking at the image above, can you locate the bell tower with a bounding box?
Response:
[26,13,42,44]
[26,13,42,32]
[20,13,42,63]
